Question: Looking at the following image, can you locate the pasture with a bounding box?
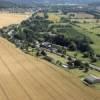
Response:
[77,23,100,55]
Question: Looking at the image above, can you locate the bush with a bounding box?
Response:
[96,54,100,58]
[83,52,89,58]
[36,51,40,56]
[83,63,89,73]
[91,56,98,63]
[84,67,89,73]
[56,60,62,66]
[79,63,84,70]
[43,56,54,63]
[68,41,77,51]
[74,59,82,67]
[41,50,47,56]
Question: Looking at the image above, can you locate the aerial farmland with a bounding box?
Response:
[0,0,100,100]
[0,37,99,100]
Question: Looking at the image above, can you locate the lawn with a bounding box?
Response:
[69,69,100,77]
[47,52,66,64]
[66,50,90,62]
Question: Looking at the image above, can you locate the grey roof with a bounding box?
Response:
[84,75,100,84]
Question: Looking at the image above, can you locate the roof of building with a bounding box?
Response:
[83,75,100,84]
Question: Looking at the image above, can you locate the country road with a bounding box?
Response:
[0,37,100,100]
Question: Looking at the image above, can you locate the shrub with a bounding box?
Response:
[41,50,47,56]
[56,60,62,66]
[83,52,89,58]
[74,59,82,67]
[68,41,77,51]
[36,51,41,56]
[43,56,54,63]
[83,63,89,73]
[91,56,98,63]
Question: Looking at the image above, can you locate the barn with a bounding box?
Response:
[83,75,100,85]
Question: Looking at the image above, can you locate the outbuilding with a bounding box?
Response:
[83,75,100,85]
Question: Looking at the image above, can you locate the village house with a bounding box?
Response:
[83,75,100,85]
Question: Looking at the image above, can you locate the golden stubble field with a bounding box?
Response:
[0,37,100,100]
[0,12,31,28]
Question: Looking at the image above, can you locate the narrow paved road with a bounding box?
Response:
[0,37,100,100]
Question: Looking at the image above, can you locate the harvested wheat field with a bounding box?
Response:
[0,37,100,100]
[0,12,31,28]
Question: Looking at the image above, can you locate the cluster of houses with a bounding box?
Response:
[40,42,67,56]
[40,42,58,53]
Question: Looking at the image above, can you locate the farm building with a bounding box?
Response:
[83,75,100,85]
[62,64,69,68]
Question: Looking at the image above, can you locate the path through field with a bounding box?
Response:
[0,37,100,100]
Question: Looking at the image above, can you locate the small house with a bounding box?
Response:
[83,75,100,85]
[62,64,69,68]
[41,42,51,48]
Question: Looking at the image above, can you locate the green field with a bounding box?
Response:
[77,23,100,54]
[47,13,100,67]
[76,23,100,67]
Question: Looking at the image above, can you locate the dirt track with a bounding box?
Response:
[0,37,100,100]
